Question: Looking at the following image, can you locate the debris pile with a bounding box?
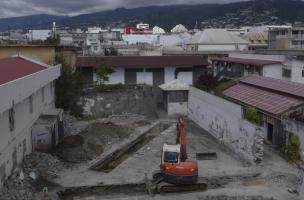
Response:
[55,122,133,163]
[266,172,302,189]
[0,153,63,200]
[254,128,264,163]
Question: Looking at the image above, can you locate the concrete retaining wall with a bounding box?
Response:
[80,85,158,117]
[188,86,263,162]
[168,102,188,116]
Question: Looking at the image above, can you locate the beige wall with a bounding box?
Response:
[56,50,77,70]
[0,46,55,65]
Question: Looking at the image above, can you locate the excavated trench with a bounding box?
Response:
[58,173,262,200]
[89,122,171,172]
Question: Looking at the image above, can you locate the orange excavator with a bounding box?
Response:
[146,117,206,194]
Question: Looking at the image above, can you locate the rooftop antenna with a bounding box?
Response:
[194,20,198,30]
[8,25,10,41]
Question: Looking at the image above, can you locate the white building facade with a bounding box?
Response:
[0,56,61,187]
[229,53,304,84]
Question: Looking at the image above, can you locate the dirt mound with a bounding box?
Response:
[55,122,132,163]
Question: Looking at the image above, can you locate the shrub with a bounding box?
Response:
[194,74,219,92]
[245,106,260,125]
[95,63,115,84]
[214,79,236,96]
[105,47,118,56]
[284,134,301,163]
[95,83,125,92]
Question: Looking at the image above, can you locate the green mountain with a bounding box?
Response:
[0,0,303,31]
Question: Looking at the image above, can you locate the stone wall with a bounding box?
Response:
[188,86,264,163]
[80,85,158,117]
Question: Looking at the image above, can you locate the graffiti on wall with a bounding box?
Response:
[188,87,264,162]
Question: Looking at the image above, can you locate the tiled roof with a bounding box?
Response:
[212,57,281,66]
[77,56,209,68]
[189,29,249,44]
[240,75,304,99]
[223,83,304,115]
[0,57,46,85]
[223,75,304,115]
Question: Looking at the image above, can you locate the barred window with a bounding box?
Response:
[42,87,45,103]
[282,68,291,78]
[9,107,15,131]
[29,95,33,113]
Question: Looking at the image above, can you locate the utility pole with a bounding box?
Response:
[7,25,10,42]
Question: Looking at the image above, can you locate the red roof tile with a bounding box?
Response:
[212,57,281,66]
[77,56,209,68]
[223,83,304,115]
[240,75,304,99]
[0,57,46,85]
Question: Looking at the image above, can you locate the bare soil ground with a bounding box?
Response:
[55,122,133,163]
[55,118,303,200]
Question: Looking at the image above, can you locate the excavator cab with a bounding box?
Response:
[162,144,180,164]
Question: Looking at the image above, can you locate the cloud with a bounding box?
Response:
[0,0,248,18]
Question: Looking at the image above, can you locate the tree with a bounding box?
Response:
[194,74,219,92]
[45,34,60,45]
[95,63,115,84]
[55,54,84,117]
[244,106,260,125]
[105,47,118,56]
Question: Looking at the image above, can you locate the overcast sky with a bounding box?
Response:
[0,0,250,18]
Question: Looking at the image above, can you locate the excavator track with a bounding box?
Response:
[159,183,207,193]
[146,173,208,195]
[157,178,207,193]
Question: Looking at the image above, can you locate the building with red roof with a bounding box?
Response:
[223,75,304,149]
[212,52,304,85]
[0,56,61,187]
[0,57,47,85]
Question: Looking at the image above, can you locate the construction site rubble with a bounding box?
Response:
[55,122,133,163]
[253,129,264,163]
[0,153,63,200]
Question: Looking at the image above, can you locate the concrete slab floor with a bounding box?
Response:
[54,118,301,200]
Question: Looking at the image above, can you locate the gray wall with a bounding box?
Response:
[80,85,158,117]
[188,87,264,163]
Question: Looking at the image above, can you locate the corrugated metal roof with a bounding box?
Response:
[0,57,46,85]
[212,57,281,66]
[77,56,209,68]
[240,75,304,99]
[223,83,304,115]
[189,29,249,44]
